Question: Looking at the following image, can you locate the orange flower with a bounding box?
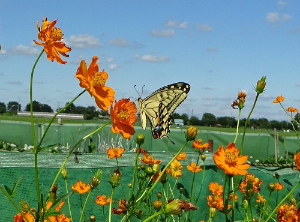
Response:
[208,182,223,196]
[187,162,202,173]
[294,152,300,170]
[75,56,115,111]
[213,143,250,175]
[256,194,266,204]
[71,180,91,194]
[34,17,71,64]
[95,195,112,206]
[107,147,125,159]
[287,107,298,113]
[46,201,71,222]
[193,139,210,151]
[273,95,285,103]
[110,98,137,139]
[112,199,127,215]
[169,159,183,179]
[13,212,35,222]
[274,182,284,191]
[139,153,162,165]
[277,203,299,222]
[231,91,247,109]
[239,173,262,194]
[175,152,187,160]
[207,194,224,210]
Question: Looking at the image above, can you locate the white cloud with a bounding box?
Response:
[6,81,22,85]
[266,12,291,22]
[136,54,169,62]
[179,22,188,29]
[108,38,129,47]
[150,29,175,37]
[64,34,101,48]
[195,23,212,32]
[7,45,39,55]
[106,58,115,62]
[165,20,178,27]
[277,1,287,5]
[108,64,118,70]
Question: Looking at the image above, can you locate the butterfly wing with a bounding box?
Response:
[138,82,190,139]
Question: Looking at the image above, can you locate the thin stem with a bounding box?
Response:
[79,190,92,222]
[29,49,44,218]
[195,164,206,204]
[108,188,115,222]
[240,93,259,155]
[233,109,241,143]
[129,144,140,200]
[189,154,200,202]
[265,181,300,222]
[64,179,73,222]
[142,210,163,222]
[50,121,111,190]
[231,176,235,222]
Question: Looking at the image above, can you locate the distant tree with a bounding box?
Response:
[189,116,201,125]
[0,102,6,114]
[40,104,53,112]
[84,106,99,120]
[99,110,109,117]
[181,113,189,125]
[25,101,52,112]
[201,113,217,126]
[74,106,86,114]
[172,113,182,120]
[217,116,237,127]
[64,102,76,113]
[7,101,21,111]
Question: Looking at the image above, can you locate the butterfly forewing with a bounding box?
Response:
[138,82,190,139]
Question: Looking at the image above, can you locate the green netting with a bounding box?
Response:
[0,120,299,160]
[0,151,298,221]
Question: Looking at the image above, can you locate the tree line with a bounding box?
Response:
[0,101,298,129]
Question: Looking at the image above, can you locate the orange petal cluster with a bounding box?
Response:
[107,147,125,159]
[139,153,162,165]
[110,98,137,139]
[274,182,284,191]
[95,195,112,206]
[186,162,202,173]
[34,17,71,64]
[287,107,298,113]
[193,139,210,152]
[168,159,183,179]
[239,173,262,195]
[112,199,127,215]
[175,152,187,160]
[71,180,91,194]
[294,151,300,170]
[213,143,250,176]
[75,56,115,111]
[273,95,285,103]
[277,203,299,222]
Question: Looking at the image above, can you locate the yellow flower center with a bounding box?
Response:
[93,72,106,87]
[50,27,63,41]
[117,109,129,120]
[225,151,237,164]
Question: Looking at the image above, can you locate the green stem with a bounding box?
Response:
[240,93,259,155]
[64,179,73,222]
[265,181,300,222]
[233,109,241,143]
[108,187,115,222]
[79,190,92,222]
[129,144,140,200]
[195,163,206,204]
[0,185,30,222]
[231,176,235,222]
[258,191,271,222]
[37,90,86,150]
[50,121,111,190]
[29,49,44,218]
[142,210,163,222]
[189,154,200,202]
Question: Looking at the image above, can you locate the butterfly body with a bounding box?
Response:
[138,82,190,139]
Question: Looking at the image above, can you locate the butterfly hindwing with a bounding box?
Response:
[138,82,190,139]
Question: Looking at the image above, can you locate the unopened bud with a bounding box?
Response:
[209,207,217,218]
[268,183,275,192]
[61,166,67,179]
[256,76,266,94]
[136,134,145,146]
[186,126,198,141]
[154,200,162,211]
[90,215,96,222]
[201,154,206,161]
[91,169,102,189]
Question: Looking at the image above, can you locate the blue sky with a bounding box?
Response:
[0,0,299,121]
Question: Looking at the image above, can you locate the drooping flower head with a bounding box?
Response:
[110,98,137,139]
[231,91,247,109]
[107,147,125,159]
[34,17,71,64]
[213,143,250,176]
[71,180,91,194]
[112,199,128,215]
[75,56,115,111]
[273,95,284,103]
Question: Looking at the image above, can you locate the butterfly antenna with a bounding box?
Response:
[167,136,175,145]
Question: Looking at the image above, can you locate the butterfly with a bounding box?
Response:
[138,82,190,140]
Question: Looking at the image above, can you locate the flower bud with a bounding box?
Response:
[109,168,121,188]
[90,215,96,222]
[164,199,197,215]
[289,196,296,205]
[209,207,217,218]
[128,183,132,188]
[145,166,154,176]
[136,134,145,146]
[61,166,67,179]
[157,192,162,199]
[242,199,248,209]
[273,172,279,179]
[152,164,160,174]
[50,185,58,201]
[201,154,206,161]
[268,183,275,192]
[186,126,198,141]
[19,200,30,212]
[256,76,266,94]
[154,200,162,211]
[91,169,102,189]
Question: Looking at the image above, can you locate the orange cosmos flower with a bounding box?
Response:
[256,194,266,204]
[287,107,298,113]
[139,153,162,165]
[169,159,183,179]
[208,182,223,196]
[175,152,187,160]
[75,56,115,111]
[277,203,299,222]
[13,212,35,222]
[239,173,262,194]
[294,152,300,170]
[112,199,128,215]
[110,98,137,139]
[207,194,224,210]
[274,182,284,190]
[213,142,250,176]
[107,147,125,159]
[34,17,71,64]
[95,195,112,206]
[273,95,285,103]
[46,201,71,222]
[71,180,91,194]
[187,162,202,173]
[193,139,210,152]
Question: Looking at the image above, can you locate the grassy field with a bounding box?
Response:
[0,114,297,137]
